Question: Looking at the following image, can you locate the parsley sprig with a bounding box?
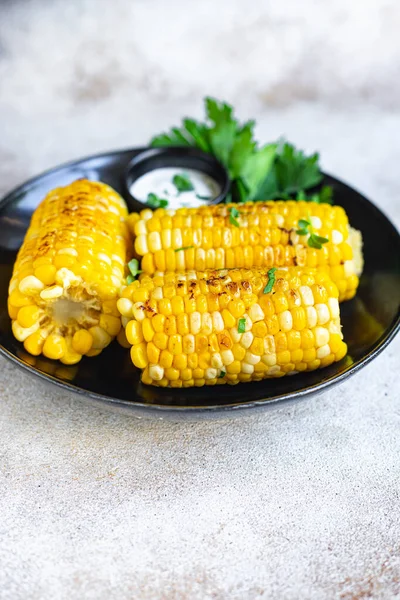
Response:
[296,218,329,250]
[150,97,332,204]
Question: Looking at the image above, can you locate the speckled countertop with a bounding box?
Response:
[1,1,400,599]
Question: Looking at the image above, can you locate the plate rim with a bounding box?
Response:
[0,149,399,415]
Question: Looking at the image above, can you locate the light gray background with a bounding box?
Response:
[0,1,399,598]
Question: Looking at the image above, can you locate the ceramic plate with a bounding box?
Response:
[0,149,399,415]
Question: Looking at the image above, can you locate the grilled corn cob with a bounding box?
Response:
[8,179,129,363]
[118,266,347,388]
[127,201,363,302]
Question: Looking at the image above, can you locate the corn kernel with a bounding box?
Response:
[99,314,121,337]
[131,343,149,369]
[43,334,66,360]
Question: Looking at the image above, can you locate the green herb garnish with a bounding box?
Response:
[218,371,226,378]
[146,193,168,209]
[150,98,332,204]
[172,173,194,193]
[296,218,329,250]
[263,267,277,294]
[174,246,194,252]
[127,258,142,279]
[228,206,240,227]
[238,318,246,333]
[126,274,135,285]
[151,97,276,204]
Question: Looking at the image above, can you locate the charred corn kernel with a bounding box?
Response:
[43,334,66,360]
[72,330,93,355]
[9,180,128,362]
[123,267,347,387]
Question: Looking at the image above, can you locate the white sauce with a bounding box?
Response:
[130,167,221,210]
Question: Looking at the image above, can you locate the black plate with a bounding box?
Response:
[0,148,399,416]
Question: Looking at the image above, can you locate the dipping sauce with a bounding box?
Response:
[129,167,221,210]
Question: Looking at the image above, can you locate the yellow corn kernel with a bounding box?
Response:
[335,342,347,361]
[72,330,93,354]
[152,313,166,333]
[99,314,121,337]
[89,326,112,350]
[34,264,57,286]
[171,296,185,315]
[130,343,149,369]
[160,349,173,369]
[153,331,168,350]
[60,339,82,365]
[125,320,143,346]
[226,360,241,374]
[17,305,42,328]
[43,334,67,360]
[141,318,155,342]
[24,330,46,356]
[147,342,160,364]
[9,289,32,308]
[252,321,267,338]
[165,367,180,381]
[228,299,245,318]
[232,343,246,361]
[173,354,187,370]
[303,348,316,362]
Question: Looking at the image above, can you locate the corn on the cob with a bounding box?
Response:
[118,266,347,388]
[127,201,363,302]
[8,179,129,363]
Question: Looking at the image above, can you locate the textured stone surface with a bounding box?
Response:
[0,1,400,598]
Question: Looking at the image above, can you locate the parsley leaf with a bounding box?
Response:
[218,371,226,378]
[263,267,277,294]
[127,259,142,279]
[238,318,246,333]
[126,274,135,285]
[172,173,194,193]
[228,206,240,227]
[296,218,329,250]
[146,193,168,208]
